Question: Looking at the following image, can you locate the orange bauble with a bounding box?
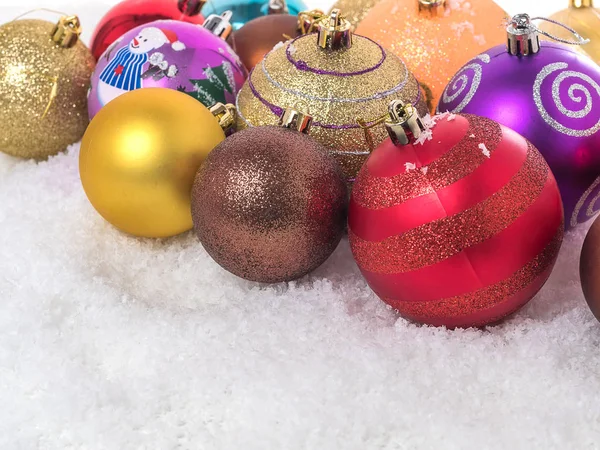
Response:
[357,0,508,110]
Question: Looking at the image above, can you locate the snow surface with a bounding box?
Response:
[1,0,597,449]
[2,145,600,449]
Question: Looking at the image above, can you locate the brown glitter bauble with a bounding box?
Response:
[235,32,428,182]
[0,19,95,159]
[580,214,600,322]
[233,14,301,71]
[191,126,348,283]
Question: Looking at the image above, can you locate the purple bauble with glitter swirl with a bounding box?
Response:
[438,41,600,231]
[88,20,247,119]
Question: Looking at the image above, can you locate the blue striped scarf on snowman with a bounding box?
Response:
[99,46,148,91]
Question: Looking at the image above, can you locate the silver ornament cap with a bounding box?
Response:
[385,100,425,146]
[203,11,233,40]
[507,14,540,56]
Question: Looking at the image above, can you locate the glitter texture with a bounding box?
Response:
[351,115,502,210]
[571,176,600,228]
[191,126,348,283]
[348,114,564,328]
[385,231,564,328]
[439,58,490,113]
[437,42,600,231]
[286,34,386,76]
[350,145,548,274]
[331,0,381,27]
[533,62,600,137]
[0,19,95,159]
[236,33,428,182]
[356,0,508,108]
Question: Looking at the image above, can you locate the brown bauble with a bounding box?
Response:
[191,126,348,283]
[580,215,600,322]
[232,14,301,70]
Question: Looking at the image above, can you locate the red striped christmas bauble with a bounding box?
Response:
[348,113,564,328]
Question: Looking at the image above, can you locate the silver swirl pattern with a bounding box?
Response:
[571,176,600,228]
[533,62,600,137]
[439,54,490,113]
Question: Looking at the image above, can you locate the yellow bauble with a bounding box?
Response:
[236,15,428,181]
[540,0,600,64]
[0,17,95,159]
[80,88,226,238]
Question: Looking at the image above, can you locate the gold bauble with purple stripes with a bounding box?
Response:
[236,33,428,181]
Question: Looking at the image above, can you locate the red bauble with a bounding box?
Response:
[90,0,205,60]
[348,113,564,328]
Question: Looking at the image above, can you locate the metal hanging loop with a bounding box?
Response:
[507,13,589,56]
[317,8,352,50]
[385,100,425,146]
[203,11,233,40]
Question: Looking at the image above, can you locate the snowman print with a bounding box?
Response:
[97,27,186,106]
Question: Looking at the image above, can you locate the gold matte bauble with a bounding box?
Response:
[236,24,428,182]
[80,88,226,238]
[0,17,95,159]
[540,0,600,64]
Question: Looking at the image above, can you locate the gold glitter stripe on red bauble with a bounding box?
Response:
[352,115,503,210]
[355,174,563,303]
[348,127,529,242]
[349,143,548,274]
[365,114,471,178]
[384,229,564,328]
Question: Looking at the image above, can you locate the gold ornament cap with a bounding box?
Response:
[507,14,540,56]
[385,100,425,146]
[51,15,82,48]
[177,0,206,16]
[203,11,233,40]
[279,107,313,133]
[210,102,236,131]
[298,9,326,34]
[571,0,594,7]
[268,0,289,15]
[418,0,447,16]
[317,9,352,50]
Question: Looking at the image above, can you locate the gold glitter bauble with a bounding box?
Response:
[540,0,600,64]
[330,0,380,28]
[236,33,428,181]
[357,0,508,109]
[0,19,95,159]
[80,88,226,238]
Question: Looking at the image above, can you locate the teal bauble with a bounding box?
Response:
[202,0,308,29]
